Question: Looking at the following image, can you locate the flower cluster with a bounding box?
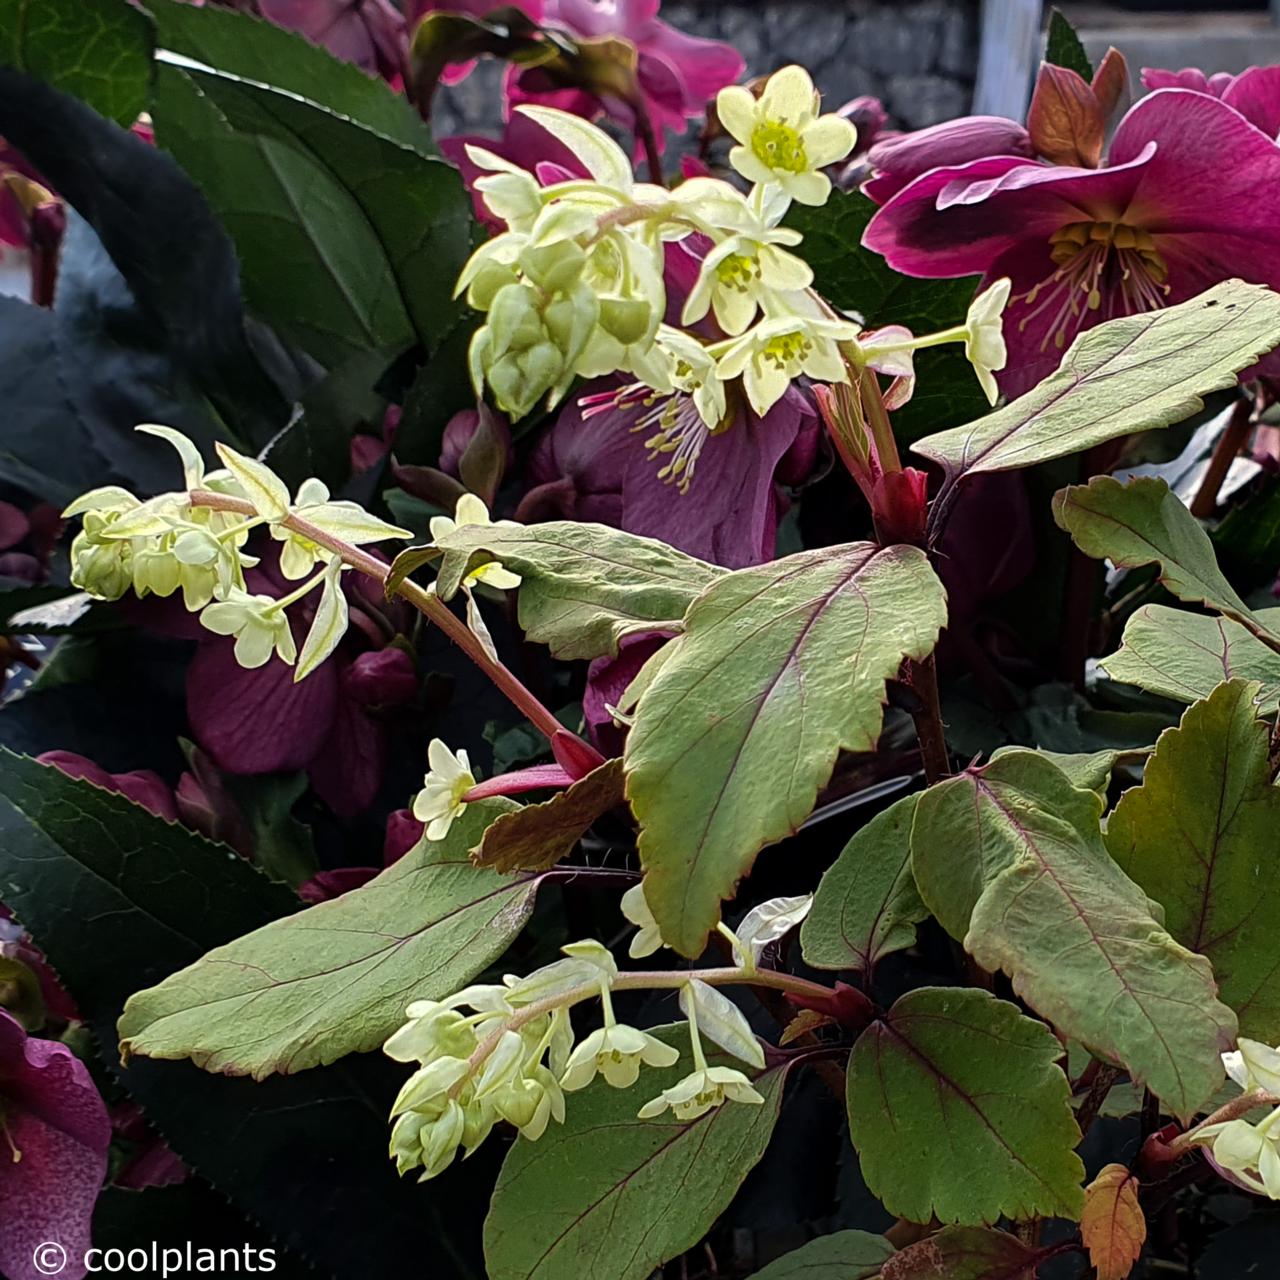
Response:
[64,427,410,681]
[384,917,788,1179]
[457,65,1012,503]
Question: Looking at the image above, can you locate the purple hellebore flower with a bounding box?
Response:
[297,806,424,904]
[505,0,743,153]
[584,630,669,754]
[863,87,1280,396]
[1141,63,1280,139]
[521,380,817,569]
[0,1011,111,1280]
[37,751,178,822]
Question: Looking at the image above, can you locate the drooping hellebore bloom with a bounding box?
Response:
[250,0,408,82]
[505,0,744,153]
[521,379,817,568]
[863,86,1280,395]
[0,1011,111,1280]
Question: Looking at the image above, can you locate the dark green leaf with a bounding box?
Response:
[0,0,153,125]
[886,1227,1041,1280]
[153,54,474,368]
[0,71,288,445]
[484,1025,789,1280]
[1045,8,1093,80]
[847,987,1084,1224]
[146,0,431,151]
[749,1231,894,1279]
[1106,680,1280,1041]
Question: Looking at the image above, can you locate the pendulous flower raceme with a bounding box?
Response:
[382,895,816,1180]
[456,65,1013,459]
[64,427,411,682]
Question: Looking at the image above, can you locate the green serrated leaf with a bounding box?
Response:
[847,987,1085,1224]
[1045,8,1093,79]
[484,1024,788,1280]
[627,543,947,957]
[0,0,154,126]
[1102,603,1280,709]
[911,752,1236,1118]
[800,794,929,973]
[1055,475,1280,650]
[117,799,545,1079]
[146,0,432,151]
[395,520,724,661]
[914,282,1280,484]
[152,52,474,368]
[749,1231,894,1279]
[992,745,1123,798]
[1106,679,1280,1041]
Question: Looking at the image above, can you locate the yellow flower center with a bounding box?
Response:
[1019,219,1170,351]
[715,252,760,293]
[762,331,812,369]
[751,121,808,174]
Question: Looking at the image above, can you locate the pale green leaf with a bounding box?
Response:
[1102,604,1280,710]
[846,987,1085,1224]
[517,105,633,191]
[117,800,544,1079]
[914,282,1280,480]
[1106,679,1280,1041]
[911,752,1236,1117]
[302,501,411,545]
[884,1228,1040,1280]
[800,794,929,973]
[295,558,347,680]
[748,1231,894,1279]
[627,543,947,957]
[992,746,1124,798]
[389,521,724,661]
[484,1025,788,1280]
[1054,474,1280,648]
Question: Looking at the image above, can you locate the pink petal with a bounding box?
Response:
[864,115,1034,204]
[36,751,177,822]
[1140,66,1217,95]
[383,809,424,865]
[464,764,575,799]
[1221,65,1280,139]
[298,867,379,903]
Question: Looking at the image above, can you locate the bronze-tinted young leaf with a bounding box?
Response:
[750,1230,894,1279]
[846,987,1084,1225]
[1054,475,1280,649]
[1106,680,1280,1041]
[1027,63,1104,167]
[1102,604,1280,710]
[800,794,929,974]
[484,1026,788,1280]
[913,283,1280,483]
[118,800,546,1079]
[883,1227,1040,1280]
[472,759,626,872]
[393,521,723,661]
[627,543,947,957]
[912,751,1236,1118]
[1091,47,1129,120]
[1080,1164,1145,1280]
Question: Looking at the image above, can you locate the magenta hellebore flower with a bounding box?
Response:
[506,0,743,152]
[0,1011,111,1280]
[863,84,1280,396]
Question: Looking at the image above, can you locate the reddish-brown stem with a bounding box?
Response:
[1190,397,1254,519]
[631,95,665,187]
[190,490,572,745]
[906,654,950,784]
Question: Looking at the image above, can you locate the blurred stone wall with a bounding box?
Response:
[434,0,981,140]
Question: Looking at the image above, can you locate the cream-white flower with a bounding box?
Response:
[199,589,296,669]
[714,313,859,418]
[636,1066,764,1122]
[962,278,1011,406]
[1196,1106,1280,1199]
[716,66,856,207]
[430,494,522,591]
[1224,1038,1280,1096]
[560,1024,680,1091]
[621,883,665,959]
[412,739,477,841]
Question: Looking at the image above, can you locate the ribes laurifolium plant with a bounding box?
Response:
[9,1,1280,1277]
